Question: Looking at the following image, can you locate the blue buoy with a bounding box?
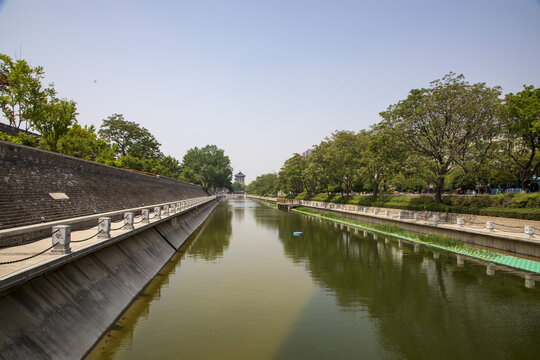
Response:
[293,232,303,236]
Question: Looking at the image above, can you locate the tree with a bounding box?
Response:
[57,124,112,160]
[307,141,340,197]
[182,145,232,191]
[278,153,306,195]
[328,130,362,197]
[34,97,78,151]
[357,122,406,197]
[152,155,181,178]
[99,114,162,159]
[502,85,540,191]
[0,53,50,130]
[178,166,200,184]
[231,182,246,192]
[246,173,278,195]
[380,73,502,203]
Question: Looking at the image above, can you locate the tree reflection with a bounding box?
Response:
[255,208,540,359]
[187,202,232,261]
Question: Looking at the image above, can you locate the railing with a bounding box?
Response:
[0,195,217,265]
[247,195,536,240]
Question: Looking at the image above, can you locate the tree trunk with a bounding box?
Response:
[373,180,379,198]
[434,176,445,204]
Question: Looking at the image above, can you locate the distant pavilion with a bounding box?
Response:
[235,172,245,185]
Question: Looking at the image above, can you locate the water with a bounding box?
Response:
[87,200,540,360]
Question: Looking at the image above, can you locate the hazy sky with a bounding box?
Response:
[1,0,539,183]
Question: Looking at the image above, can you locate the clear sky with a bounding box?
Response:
[1,0,539,183]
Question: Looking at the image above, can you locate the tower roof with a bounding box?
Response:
[235,172,245,177]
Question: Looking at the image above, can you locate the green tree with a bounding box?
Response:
[380,73,502,203]
[57,124,113,161]
[152,155,181,178]
[231,182,246,192]
[502,85,540,191]
[178,166,200,184]
[308,141,341,197]
[246,173,278,195]
[0,53,50,130]
[278,153,306,195]
[182,145,232,191]
[99,114,162,159]
[328,131,362,197]
[34,97,78,152]
[358,123,405,197]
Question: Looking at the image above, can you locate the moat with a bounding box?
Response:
[88,199,540,360]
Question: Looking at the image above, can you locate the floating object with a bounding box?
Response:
[293,232,303,236]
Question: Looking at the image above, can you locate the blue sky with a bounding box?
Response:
[1,0,539,182]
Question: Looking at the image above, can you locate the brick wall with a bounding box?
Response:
[0,141,208,229]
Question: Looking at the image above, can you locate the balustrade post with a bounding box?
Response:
[51,225,71,254]
[124,212,134,230]
[141,209,150,224]
[98,217,111,239]
[525,226,534,239]
[154,206,161,219]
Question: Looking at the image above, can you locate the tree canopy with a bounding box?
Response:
[0,53,49,131]
[99,114,162,159]
[502,85,540,191]
[246,173,278,196]
[379,73,502,203]
[182,145,233,191]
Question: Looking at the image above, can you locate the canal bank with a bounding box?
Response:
[85,199,540,360]
[246,195,540,259]
[0,198,218,360]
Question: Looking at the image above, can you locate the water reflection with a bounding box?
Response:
[260,208,540,360]
[87,249,189,360]
[187,201,233,262]
[90,201,540,360]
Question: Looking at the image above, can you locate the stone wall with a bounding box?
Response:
[0,122,40,137]
[0,141,207,230]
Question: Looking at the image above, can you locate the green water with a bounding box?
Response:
[87,200,540,360]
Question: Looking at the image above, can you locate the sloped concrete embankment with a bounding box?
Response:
[0,200,218,360]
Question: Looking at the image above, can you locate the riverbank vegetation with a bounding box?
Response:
[248,73,540,217]
[0,54,233,191]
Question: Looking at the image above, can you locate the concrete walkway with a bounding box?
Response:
[0,198,212,286]
[247,195,540,245]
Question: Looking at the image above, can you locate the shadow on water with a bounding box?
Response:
[186,201,233,262]
[254,206,540,360]
[85,203,233,360]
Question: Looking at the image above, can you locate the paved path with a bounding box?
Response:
[0,200,210,283]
